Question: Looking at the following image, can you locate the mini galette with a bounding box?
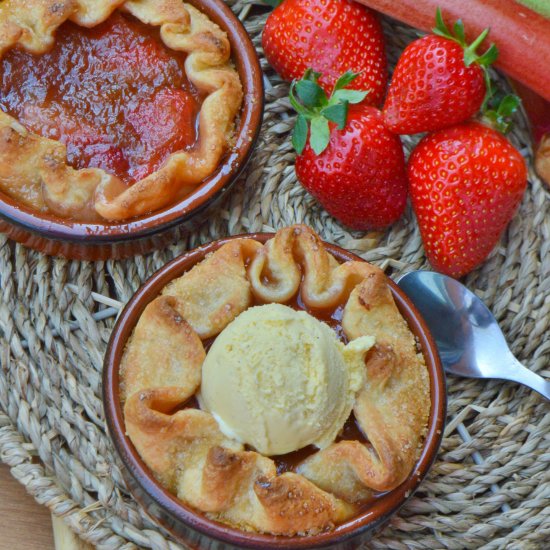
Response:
[0,0,242,221]
[120,225,431,536]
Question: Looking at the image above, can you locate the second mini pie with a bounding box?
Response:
[0,0,242,221]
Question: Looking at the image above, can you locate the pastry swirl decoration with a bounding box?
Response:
[0,0,242,220]
[120,225,431,536]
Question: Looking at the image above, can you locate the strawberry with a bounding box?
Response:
[262,0,387,106]
[383,8,498,135]
[291,71,407,230]
[408,112,527,278]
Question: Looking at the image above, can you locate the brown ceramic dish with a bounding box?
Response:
[0,0,263,261]
[103,234,447,550]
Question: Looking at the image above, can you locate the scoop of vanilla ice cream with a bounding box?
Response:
[199,303,374,456]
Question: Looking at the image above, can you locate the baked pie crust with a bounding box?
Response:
[120,225,431,536]
[0,0,242,221]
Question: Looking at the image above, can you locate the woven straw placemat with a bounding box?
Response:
[1,1,549,548]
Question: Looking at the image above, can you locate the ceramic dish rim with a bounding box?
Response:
[0,0,264,244]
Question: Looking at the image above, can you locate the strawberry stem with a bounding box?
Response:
[289,70,369,155]
[465,28,489,63]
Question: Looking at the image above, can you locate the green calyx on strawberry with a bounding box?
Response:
[290,70,408,230]
[432,8,497,67]
[290,70,369,155]
[432,7,498,107]
[480,93,521,134]
[383,8,499,135]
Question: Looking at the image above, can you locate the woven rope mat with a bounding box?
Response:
[1,1,549,548]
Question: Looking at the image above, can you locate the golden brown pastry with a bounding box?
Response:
[0,0,242,221]
[297,271,430,501]
[120,225,431,536]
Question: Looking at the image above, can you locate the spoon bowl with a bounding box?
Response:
[397,271,549,401]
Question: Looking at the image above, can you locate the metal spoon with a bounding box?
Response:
[397,270,550,401]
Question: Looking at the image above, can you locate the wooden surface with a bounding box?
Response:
[52,515,95,550]
[0,464,55,550]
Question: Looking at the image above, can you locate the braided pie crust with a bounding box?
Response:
[0,0,242,221]
[120,225,431,536]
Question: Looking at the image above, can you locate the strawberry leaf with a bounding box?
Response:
[433,7,452,39]
[464,28,489,66]
[432,8,498,70]
[292,114,308,154]
[497,94,520,117]
[310,116,330,155]
[454,20,467,43]
[295,79,328,109]
[288,69,369,157]
[481,93,521,134]
[289,81,309,117]
[476,44,499,67]
[262,0,283,8]
[321,102,349,130]
[332,89,369,104]
[303,68,322,83]
[333,70,360,91]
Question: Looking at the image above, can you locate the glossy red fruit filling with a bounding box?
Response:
[0,13,200,184]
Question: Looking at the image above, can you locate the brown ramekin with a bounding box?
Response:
[0,0,263,261]
[103,234,447,550]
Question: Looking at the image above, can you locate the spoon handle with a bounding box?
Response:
[503,356,550,401]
